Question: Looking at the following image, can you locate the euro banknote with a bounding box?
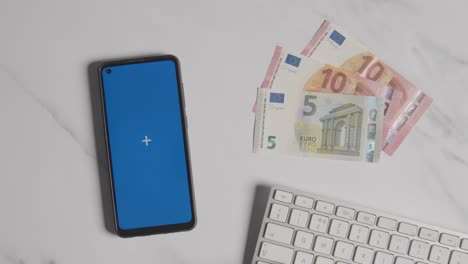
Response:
[301,20,432,155]
[253,88,385,162]
[259,46,400,140]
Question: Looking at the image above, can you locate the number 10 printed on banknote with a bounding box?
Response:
[302,20,433,155]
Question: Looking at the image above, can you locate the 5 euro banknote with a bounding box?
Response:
[301,20,432,155]
[253,88,385,162]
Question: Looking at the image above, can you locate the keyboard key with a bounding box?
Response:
[462,239,468,251]
[269,203,289,222]
[420,228,439,242]
[295,196,314,209]
[314,236,334,254]
[334,241,354,260]
[429,245,450,264]
[409,240,430,259]
[264,223,294,245]
[294,251,314,264]
[357,212,376,225]
[259,242,293,264]
[374,252,394,264]
[309,214,329,233]
[294,231,314,249]
[460,239,468,250]
[315,256,333,264]
[349,224,369,244]
[336,206,356,220]
[396,257,414,264]
[369,229,389,249]
[439,233,460,247]
[398,222,418,236]
[329,219,349,238]
[354,246,374,264]
[449,251,468,264]
[289,209,309,228]
[315,201,335,214]
[389,235,410,254]
[377,217,397,231]
[274,190,293,203]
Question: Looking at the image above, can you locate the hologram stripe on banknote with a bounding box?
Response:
[301,20,432,155]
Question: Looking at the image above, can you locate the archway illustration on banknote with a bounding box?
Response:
[318,103,363,156]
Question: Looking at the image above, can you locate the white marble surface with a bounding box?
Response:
[1,0,468,263]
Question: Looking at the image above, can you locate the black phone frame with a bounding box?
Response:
[98,55,196,238]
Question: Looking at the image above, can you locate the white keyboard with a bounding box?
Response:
[251,186,468,264]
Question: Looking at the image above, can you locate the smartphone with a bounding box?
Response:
[98,55,196,237]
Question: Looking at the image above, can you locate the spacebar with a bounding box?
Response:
[259,242,293,264]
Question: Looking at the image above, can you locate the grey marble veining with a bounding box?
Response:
[1,0,467,263]
[0,65,95,160]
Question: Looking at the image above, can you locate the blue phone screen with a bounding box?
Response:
[101,59,193,230]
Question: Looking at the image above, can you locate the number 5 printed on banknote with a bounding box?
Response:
[301,20,432,155]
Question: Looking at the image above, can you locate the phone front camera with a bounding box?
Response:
[106,69,112,74]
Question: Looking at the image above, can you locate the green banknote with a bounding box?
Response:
[253,88,385,162]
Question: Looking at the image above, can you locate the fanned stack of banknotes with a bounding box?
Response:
[252,20,432,163]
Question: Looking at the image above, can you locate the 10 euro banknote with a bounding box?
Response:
[301,20,432,155]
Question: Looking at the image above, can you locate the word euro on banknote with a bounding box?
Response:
[301,20,432,155]
[253,89,385,162]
